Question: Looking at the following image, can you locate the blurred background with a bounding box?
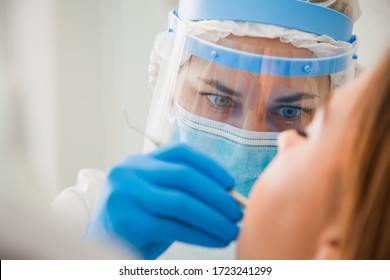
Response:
[0,0,389,202]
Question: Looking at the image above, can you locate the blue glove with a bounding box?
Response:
[96,144,242,259]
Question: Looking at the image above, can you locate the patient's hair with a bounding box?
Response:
[340,51,390,259]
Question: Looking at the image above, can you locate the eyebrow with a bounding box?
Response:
[273,92,319,103]
[200,78,242,97]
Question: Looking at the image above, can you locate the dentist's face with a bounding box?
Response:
[236,70,371,259]
[175,36,331,132]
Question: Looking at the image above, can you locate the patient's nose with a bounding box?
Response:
[277,129,304,153]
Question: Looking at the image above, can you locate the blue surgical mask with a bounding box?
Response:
[169,104,278,197]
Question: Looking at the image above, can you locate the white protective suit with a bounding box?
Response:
[51,169,236,259]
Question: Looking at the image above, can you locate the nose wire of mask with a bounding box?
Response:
[123,111,248,208]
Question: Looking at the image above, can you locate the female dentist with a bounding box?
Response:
[52,0,362,259]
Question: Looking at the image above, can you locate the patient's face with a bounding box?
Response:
[236,71,371,259]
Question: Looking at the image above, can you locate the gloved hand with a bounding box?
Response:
[94,144,243,259]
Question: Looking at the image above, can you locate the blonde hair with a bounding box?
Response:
[340,51,390,259]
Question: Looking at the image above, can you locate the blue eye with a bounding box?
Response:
[206,95,232,108]
[277,106,302,119]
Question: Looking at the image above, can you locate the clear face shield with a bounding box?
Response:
[146,0,358,196]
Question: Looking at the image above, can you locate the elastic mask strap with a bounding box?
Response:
[178,0,354,42]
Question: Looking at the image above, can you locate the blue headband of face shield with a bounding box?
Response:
[172,0,358,77]
[183,34,358,77]
[178,0,354,42]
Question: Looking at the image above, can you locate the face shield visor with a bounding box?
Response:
[145,0,359,196]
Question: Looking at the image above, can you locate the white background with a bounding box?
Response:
[1,0,389,199]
